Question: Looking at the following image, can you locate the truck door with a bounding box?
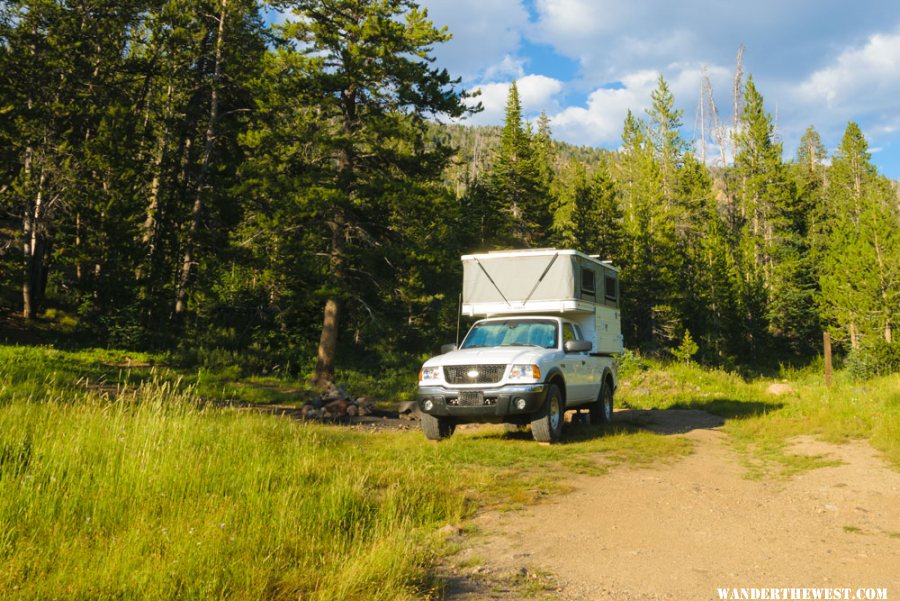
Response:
[562,323,590,402]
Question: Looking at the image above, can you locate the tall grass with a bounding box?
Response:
[0,385,459,598]
[0,345,691,599]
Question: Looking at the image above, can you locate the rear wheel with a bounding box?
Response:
[531,384,564,443]
[421,413,456,440]
[589,380,614,425]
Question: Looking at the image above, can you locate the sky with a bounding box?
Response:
[418,0,900,178]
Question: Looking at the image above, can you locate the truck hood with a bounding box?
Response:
[424,346,548,367]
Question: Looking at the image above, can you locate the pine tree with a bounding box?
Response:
[733,76,815,355]
[270,0,470,386]
[487,82,552,247]
[614,109,669,347]
[645,75,685,206]
[819,123,899,350]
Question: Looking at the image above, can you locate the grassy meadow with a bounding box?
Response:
[0,345,690,599]
[618,357,900,477]
[1,344,898,598]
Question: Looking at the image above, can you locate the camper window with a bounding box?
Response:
[604,275,618,303]
[581,268,596,299]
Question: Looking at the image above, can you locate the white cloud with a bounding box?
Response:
[794,29,900,113]
[550,70,658,145]
[483,55,526,81]
[532,0,614,40]
[465,75,565,125]
[420,0,529,80]
[546,64,736,148]
[873,118,900,135]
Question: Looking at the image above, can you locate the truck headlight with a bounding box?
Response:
[508,364,541,382]
[419,366,441,383]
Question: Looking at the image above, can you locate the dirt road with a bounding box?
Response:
[449,409,900,600]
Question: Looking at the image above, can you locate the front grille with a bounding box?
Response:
[443,364,506,384]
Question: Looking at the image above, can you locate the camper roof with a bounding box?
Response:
[461,248,619,272]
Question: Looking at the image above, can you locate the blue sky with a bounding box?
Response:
[419,0,900,178]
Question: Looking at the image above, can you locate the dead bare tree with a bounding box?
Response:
[693,66,728,168]
[731,44,746,158]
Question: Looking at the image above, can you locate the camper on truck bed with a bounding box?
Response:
[416,249,622,443]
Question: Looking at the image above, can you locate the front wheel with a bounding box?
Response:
[421,413,456,441]
[589,380,614,425]
[531,384,564,443]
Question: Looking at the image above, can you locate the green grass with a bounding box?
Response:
[619,359,900,478]
[0,345,692,599]
[0,344,415,407]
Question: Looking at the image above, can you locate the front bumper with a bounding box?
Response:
[415,383,547,420]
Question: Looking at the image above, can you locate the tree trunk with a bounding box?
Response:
[140,83,173,287]
[849,322,860,350]
[174,0,227,316]
[313,297,340,388]
[22,167,47,320]
[312,77,358,387]
[313,212,347,387]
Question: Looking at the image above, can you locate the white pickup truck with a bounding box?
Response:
[416,249,622,443]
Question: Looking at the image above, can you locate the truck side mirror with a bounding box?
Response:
[441,343,458,354]
[564,340,592,353]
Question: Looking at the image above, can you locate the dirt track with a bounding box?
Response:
[448,409,900,600]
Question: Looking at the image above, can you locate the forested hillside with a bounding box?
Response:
[1,0,898,381]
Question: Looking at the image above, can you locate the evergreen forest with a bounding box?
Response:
[2,0,899,382]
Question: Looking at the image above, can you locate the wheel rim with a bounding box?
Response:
[549,395,561,430]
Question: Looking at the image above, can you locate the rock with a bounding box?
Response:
[766,383,795,396]
[356,398,376,416]
[346,404,359,417]
[321,383,350,403]
[322,399,349,418]
[300,404,318,419]
[398,401,420,420]
[438,524,462,537]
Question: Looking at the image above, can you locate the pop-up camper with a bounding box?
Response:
[416,249,622,443]
[461,249,622,354]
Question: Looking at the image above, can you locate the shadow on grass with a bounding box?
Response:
[612,399,783,436]
[564,421,644,443]
[498,419,643,443]
[669,398,783,419]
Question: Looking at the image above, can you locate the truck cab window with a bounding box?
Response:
[562,323,578,344]
[461,319,558,350]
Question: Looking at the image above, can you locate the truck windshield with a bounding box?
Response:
[460,320,558,349]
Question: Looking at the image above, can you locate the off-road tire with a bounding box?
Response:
[421,413,456,440]
[589,380,614,425]
[531,384,565,443]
